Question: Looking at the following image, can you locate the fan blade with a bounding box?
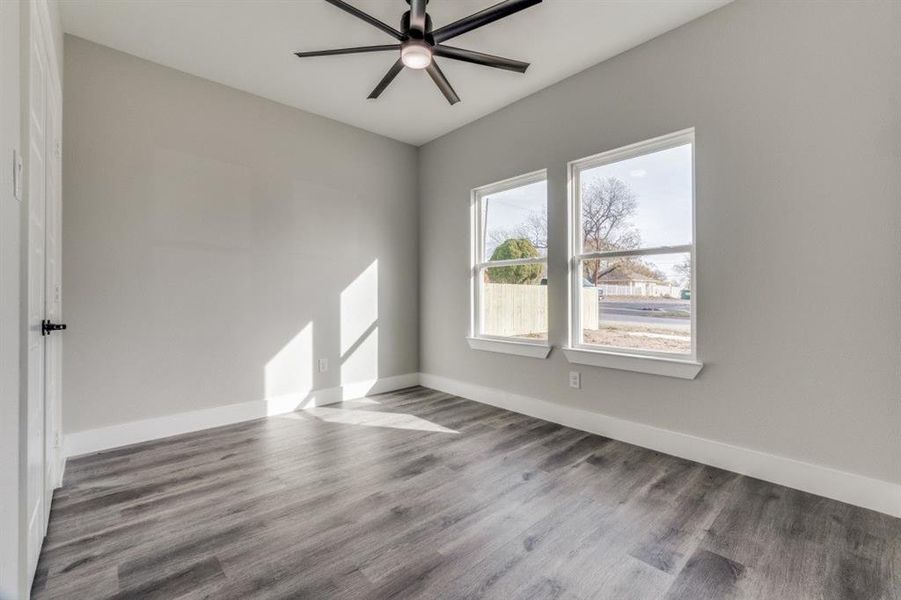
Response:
[426,60,460,105]
[409,0,428,33]
[368,59,405,99]
[431,0,542,43]
[295,44,400,58]
[323,0,405,41]
[432,45,528,73]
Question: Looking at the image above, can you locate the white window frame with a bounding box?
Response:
[565,129,702,378]
[468,169,551,359]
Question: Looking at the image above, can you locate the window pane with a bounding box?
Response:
[482,179,547,262]
[580,253,691,354]
[481,265,548,341]
[580,143,692,252]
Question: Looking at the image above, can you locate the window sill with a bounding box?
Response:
[562,347,703,379]
[466,337,552,359]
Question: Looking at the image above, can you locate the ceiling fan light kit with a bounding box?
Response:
[401,40,432,69]
[294,0,543,105]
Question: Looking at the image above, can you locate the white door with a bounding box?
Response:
[25,13,48,577]
[25,4,63,583]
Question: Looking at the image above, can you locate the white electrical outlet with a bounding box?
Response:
[568,371,581,389]
[318,358,328,373]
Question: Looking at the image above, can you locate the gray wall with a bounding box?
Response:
[419,0,901,484]
[0,1,23,595]
[63,36,419,433]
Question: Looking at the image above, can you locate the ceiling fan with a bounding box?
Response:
[294,0,543,105]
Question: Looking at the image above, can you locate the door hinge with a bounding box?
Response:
[12,149,22,201]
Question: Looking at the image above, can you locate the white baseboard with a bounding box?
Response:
[54,454,66,489]
[62,371,900,518]
[63,373,419,458]
[419,373,901,518]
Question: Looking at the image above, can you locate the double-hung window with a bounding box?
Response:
[566,129,701,377]
[469,170,550,358]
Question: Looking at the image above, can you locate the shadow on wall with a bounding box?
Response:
[133,149,416,429]
[263,260,454,435]
[264,260,381,415]
[139,150,405,423]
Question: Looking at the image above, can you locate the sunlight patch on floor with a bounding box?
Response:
[299,406,458,434]
[340,397,382,406]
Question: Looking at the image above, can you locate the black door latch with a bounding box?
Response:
[41,320,67,336]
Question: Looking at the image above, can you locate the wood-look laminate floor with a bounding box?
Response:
[34,386,900,600]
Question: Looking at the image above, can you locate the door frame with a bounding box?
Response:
[45,66,64,494]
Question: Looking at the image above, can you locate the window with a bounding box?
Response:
[469,170,550,357]
[567,130,700,376]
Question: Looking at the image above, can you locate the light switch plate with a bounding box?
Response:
[318,358,328,373]
[568,371,581,389]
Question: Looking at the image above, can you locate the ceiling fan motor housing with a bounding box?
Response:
[401,11,433,40]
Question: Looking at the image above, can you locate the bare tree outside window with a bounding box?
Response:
[674,256,691,288]
[487,210,548,252]
[580,177,641,283]
[488,176,641,277]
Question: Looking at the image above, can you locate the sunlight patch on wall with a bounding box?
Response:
[264,322,313,415]
[341,260,379,389]
[341,326,378,386]
[340,260,378,354]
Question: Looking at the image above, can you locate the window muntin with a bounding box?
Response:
[472,171,548,343]
[570,130,695,358]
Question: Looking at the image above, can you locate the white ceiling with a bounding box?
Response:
[60,0,731,146]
